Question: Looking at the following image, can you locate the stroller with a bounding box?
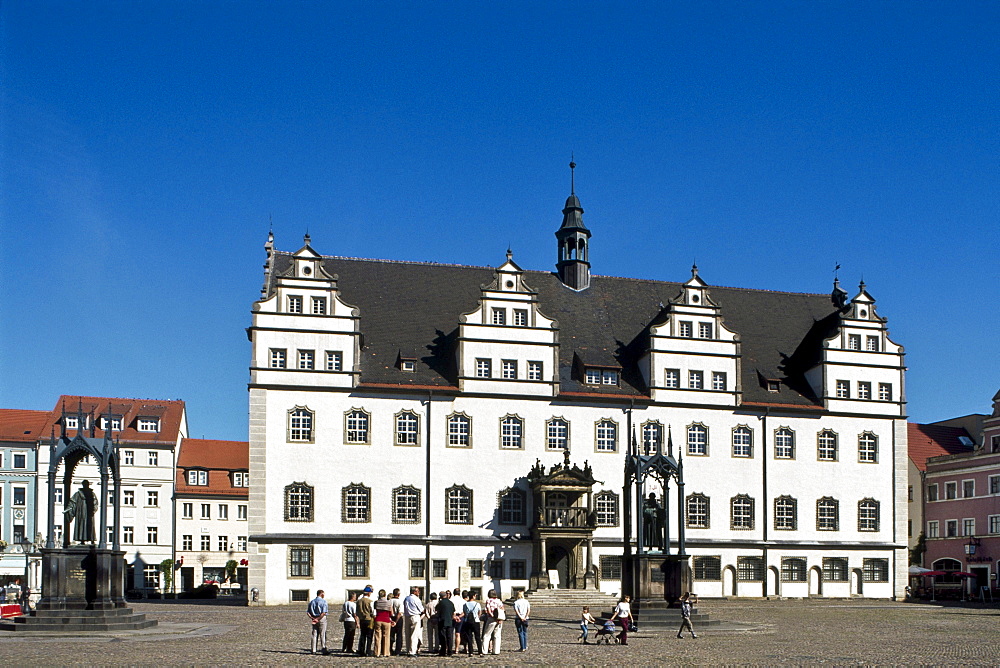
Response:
[595,619,619,645]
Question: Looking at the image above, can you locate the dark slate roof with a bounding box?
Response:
[268,253,840,406]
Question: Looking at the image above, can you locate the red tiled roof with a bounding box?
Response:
[41,395,186,444]
[175,438,249,498]
[0,409,50,442]
[908,423,973,471]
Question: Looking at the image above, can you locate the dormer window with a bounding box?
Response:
[585,369,601,384]
[233,472,249,487]
[585,368,619,385]
[137,417,160,433]
[601,370,618,385]
[99,416,123,431]
[491,308,506,325]
[401,360,415,372]
[65,415,87,430]
[767,380,780,393]
[187,470,208,486]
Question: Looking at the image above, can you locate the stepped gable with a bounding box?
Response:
[266,253,837,405]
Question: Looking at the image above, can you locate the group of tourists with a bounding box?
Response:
[307,587,531,657]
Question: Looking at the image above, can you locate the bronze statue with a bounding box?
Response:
[642,493,665,550]
[64,479,97,544]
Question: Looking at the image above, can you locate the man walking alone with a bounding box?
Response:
[676,592,698,639]
[308,589,329,654]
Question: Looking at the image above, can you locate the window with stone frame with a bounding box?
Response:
[311,296,327,315]
[858,432,878,463]
[687,423,708,456]
[858,499,879,532]
[392,486,421,524]
[773,496,797,531]
[688,370,704,389]
[600,555,622,580]
[862,558,889,582]
[780,557,807,582]
[488,559,504,579]
[297,349,315,370]
[732,425,752,458]
[432,559,448,579]
[878,383,892,401]
[446,485,473,524]
[664,368,680,388]
[441,413,470,448]
[475,358,492,378]
[325,350,343,371]
[835,379,850,398]
[866,335,880,352]
[546,418,569,450]
[527,360,543,380]
[712,371,727,391]
[492,307,506,325]
[858,381,871,400]
[817,430,838,461]
[817,497,839,531]
[595,419,617,452]
[509,560,527,579]
[395,411,419,446]
[502,360,518,379]
[595,491,619,527]
[693,556,721,580]
[284,482,314,522]
[737,556,765,581]
[730,494,754,530]
[342,483,371,523]
[410,559,426,579]
[945,481,957,500]
[685,493,710,529]
[822,557,849,582]
[679,321,693,337]
[500,415,524,449]
[498,488,526,525]
[642,421,663,455]
[962,479,975,498]
[344,546,369,578]
[513,309,528,327]
[269,348,287,368]
[698,322,713,339]
[182,535,193,551]
[927,483,938,502]
[467,560,484,579]
[990,475,1000,495]
[345,409,370,444]
[847,334,861,350]
[287,295,303,313]
[288,407,314,442]
[774,427,795,459]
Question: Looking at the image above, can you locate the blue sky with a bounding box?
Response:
[2,2,998,441]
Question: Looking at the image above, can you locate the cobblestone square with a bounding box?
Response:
[1,599,998,666]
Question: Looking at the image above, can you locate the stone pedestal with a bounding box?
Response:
[629,553,691,607]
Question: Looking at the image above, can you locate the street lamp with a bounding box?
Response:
[20,536,33,612]
[964,536,981,556]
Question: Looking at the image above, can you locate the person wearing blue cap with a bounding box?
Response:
[356,585,375,656]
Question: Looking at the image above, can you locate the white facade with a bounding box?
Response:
[174,494,249,588]
[248,226,908,605]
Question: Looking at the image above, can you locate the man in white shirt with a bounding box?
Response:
[402,586,426,656]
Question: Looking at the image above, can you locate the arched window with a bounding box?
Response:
[732,425,752,458]
[446,485,473,524]
[687,424,708,456]
[774,496,797,531]
[730,494,754,530]
[342,483,371,523]
[685,493,710,529]
[284,483,313,522]
[774,427,795,459]
[595,491,619,527]
[392,486,421,524]
[288,407,314,443]
[395,411,419,446]
[447,413,471,448]
[642,421,663,455]
[595,419,617,452]
[817,497,839,531]
[817,430,838,461]
[498,488,526,525]
[547,418,569,450]
[345,409,370,444]
[858,498,879,532]
[858,432,878,463]
[932,558,963,584]
[499,415,523,449]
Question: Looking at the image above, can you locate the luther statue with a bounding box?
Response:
[64,479,98,544]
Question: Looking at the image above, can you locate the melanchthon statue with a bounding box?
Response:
[64,479,98,544]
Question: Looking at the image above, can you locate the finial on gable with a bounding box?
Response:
[303,231,311,247]
[506,247,513,262]
[569,154,576,195]
[832,277,849,311]
[691,262,699,279]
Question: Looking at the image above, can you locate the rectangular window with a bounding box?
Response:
[502,360,518,379]
[602,370,618,385]
[287,295,303,313]
[527,361,543,380]
[311,296,326,315]
[488,560,504,579]
[269,348,287,368]
[182,502,193,519]
[432,559,448,579]
[665,369,680,388]
[774,429,794,459]
[233,471,249,487]
[238,504,248,520]
[410,559,426,579]
[688,370,703,390]
[123,450,134,465]
[595,421,617,452]
[945,482,957,500]
[679,321,693,337]
[491,308,506,325]
[712,372,727,391]
[123,526,134,544]
[147,527,158,544]
[878,383,892,401]
[908,485,913,502]
[12,524,24,543]
[237,536,247,551]
[866,336,879,352]
[927,484,938,502]
[848,334,861,350]
[822,557,849,582]
[201,535,212,551]
[927,520,938,538]
[290,590,309,602]
[53,487,62,504]
[693,556,721,581]
[513,309,528,327]
[343,546,367,579]
[99,417,122,431]
[585,368,601,384]
[475,358,492,378]
[147,491,159,507]
[862,558,889,582]
[468,560,484,579]
[187,470,208,486]
[989,515,1000,534]
[148,451,158,466]
[297,349,315,370]
[963,518,975,536]
[137,418,159,432]
[963,480,975,498]
[510,560,527,580]
[202,503,211,519]
[13,487,26,506]
[731,496,754,530]
[219,504,229,520]
[780,558,807,582]
[182,535,193,551]
[990,475,1000,495]
[547,420,568,450]
[698,322,713,338]
[144,566,160,589]
[290,546,313,578]
[600,555,623,580]
[325,350,343,371]
[218,535,229,551]
[858,382,871,400]
[946,520,958,537]
[835,380,850,399]
[737,556,765,582]
[13,453,26,469]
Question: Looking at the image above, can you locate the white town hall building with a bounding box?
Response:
[246,178,908,604]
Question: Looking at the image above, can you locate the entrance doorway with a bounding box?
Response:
[547,546,570,589]
[971,567,989,596]
[181,567,195,592]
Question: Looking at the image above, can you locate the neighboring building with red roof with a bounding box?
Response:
[0,409,49,585]
[174,438,249,591]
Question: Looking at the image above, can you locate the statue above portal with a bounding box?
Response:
[64,480,98,544]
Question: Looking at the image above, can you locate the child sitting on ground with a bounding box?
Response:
[578,606,597,644]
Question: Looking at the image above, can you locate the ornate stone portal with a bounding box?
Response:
[0,405,155,632]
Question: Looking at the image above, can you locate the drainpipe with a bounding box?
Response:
[424,390,432,600]
[760,407,769,597]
